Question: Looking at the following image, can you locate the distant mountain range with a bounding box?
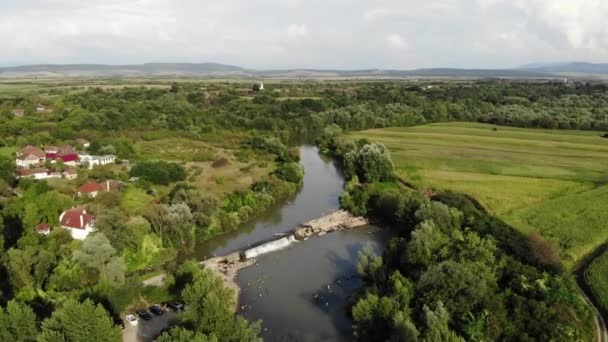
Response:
[519,62,608,75]
[0,62,607,78]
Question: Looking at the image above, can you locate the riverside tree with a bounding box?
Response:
[344,143,394,183]
[38,299,121,342]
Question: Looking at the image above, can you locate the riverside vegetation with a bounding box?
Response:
[319,136,595,341]
[0,78,607,340]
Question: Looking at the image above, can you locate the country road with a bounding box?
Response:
[574,243,608,342]
[577,283,608,342]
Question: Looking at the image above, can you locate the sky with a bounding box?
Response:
[1,0,607,69]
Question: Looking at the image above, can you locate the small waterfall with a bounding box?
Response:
[241,235,297,260]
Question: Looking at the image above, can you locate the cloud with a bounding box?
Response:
[287,24,308,39]
[387,34,408,49]
[363,8,396,21]
[0,0,606,69]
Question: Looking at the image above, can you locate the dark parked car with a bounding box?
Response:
[149,304,165,316]
[165,302,185,312]
[114,317,125,329]
[136,309,153,320]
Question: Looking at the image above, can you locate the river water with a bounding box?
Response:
[196,145,388,341]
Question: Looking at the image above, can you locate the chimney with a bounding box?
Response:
[82,208,86,214]
[106,180,110,192]
[80,215,84,228]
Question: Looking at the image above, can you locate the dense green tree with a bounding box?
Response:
[0,156,15,186]
[38,299,120,342]
[130,161,185,185]
[344,143,394,182]
[156,327,218,342]
[357,244,383,284]
[422,302,465,342]
[0,300,38,341]
[414,202,462,232]
[273,162,304,184]
[73,233,124,286]
[352,294,400,341]
[179,267,261,341]
[406,220,448,268]
[417,260,495,320]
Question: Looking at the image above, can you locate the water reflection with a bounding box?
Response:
[237,227,388,342]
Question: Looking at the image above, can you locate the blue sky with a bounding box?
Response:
[0,0,606,69]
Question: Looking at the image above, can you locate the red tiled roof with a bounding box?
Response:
[16,168,49,176]
[59,154,79,163]
[60,207,94,230]
[78,181,104,193]
[18,145,46,158]
[35,223,51,231]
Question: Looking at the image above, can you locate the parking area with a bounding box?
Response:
[122,307,179,342]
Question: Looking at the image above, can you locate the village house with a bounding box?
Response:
[63,169,78,180]
[75,138,90,148]
[46,145,79,166]
[12,109,25,118]
[43,145,58,154]
[59,207,95,240]
[77,180,123,198]
[35,223,51,235]
[15,167,60,180]
[16,145,46,168]
[78,182,104,198]
[79,154,116,169]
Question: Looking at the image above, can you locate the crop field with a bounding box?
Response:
[348,122,608,267]
[584,249,608,316]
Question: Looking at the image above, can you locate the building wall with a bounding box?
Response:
[16,158,43,168]
[64,224,94,240]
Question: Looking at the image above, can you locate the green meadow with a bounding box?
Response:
[348,122,608,267]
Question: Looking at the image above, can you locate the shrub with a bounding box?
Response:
[211,157,230,168]
[130,161,186,185]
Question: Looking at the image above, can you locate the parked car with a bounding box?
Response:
[165,302,185,312]
[115,317,125,329]
[126,314,138,326]
[136,309,153,320]
[149,304,165,316]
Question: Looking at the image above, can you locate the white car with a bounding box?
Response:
[126,314,138,326]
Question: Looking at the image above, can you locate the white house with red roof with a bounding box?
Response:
[77,181,104,198]
[77,180,123,198]
[46,145,79,166]
[59,207,95,240]
[16,145,46,168]
[15,167,59,180]
[35,223,52,235]
[63,169,78,180]
[79,154,116,169]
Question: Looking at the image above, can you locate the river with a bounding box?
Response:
[196,145,388,341]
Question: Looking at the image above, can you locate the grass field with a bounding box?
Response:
[584,249,608,317]
[348,122,608,267]
[134,137,275,195]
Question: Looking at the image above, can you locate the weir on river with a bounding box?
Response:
[199,209,369,297]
